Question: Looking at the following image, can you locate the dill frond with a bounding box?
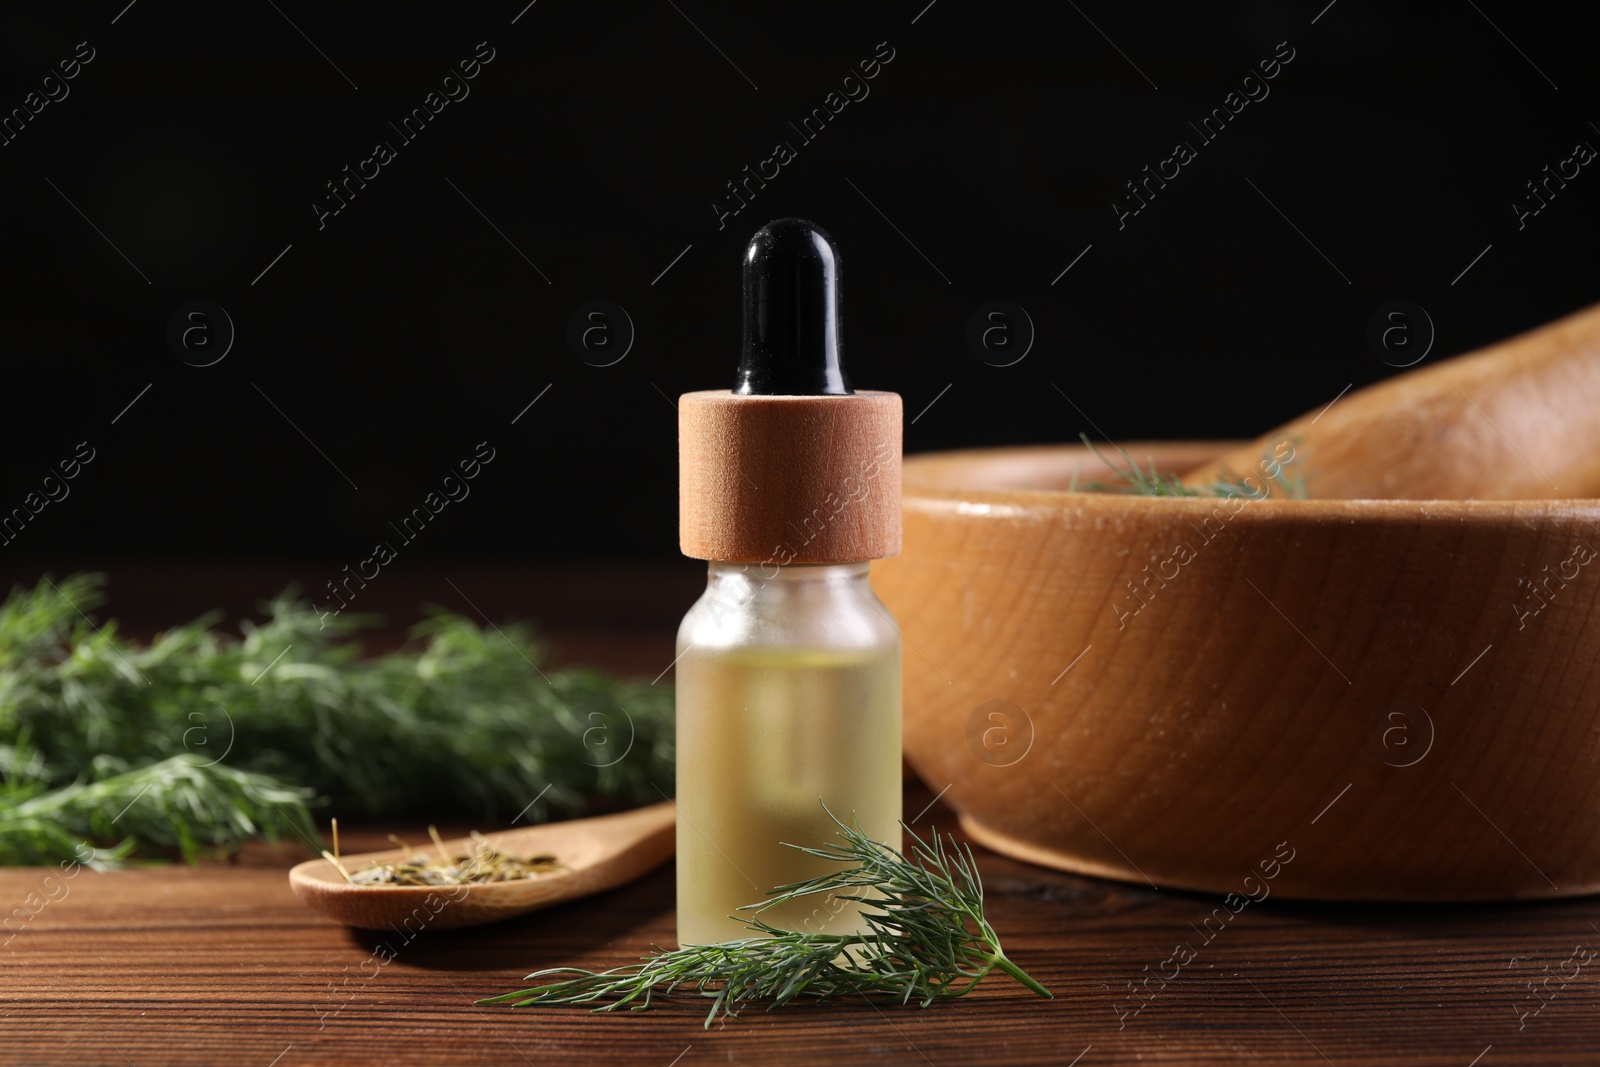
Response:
[484,811,1050,1027]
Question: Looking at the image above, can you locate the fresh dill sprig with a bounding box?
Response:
[482,813,1050,1027]
[1075,432,1305,498]
[0,573,675,866]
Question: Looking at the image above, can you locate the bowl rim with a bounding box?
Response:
[901,441,1600,518]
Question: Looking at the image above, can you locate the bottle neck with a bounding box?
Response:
[683,558,896,649]
[702,560,872,616]
[707,560,870,584]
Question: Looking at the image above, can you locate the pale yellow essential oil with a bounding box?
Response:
[674,563,902,947]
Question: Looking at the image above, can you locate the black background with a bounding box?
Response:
[2,0,1597,570]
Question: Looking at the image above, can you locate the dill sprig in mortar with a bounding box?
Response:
[483,812,1050,1027]
[0,573,674,866]
[1070,432,1306,498]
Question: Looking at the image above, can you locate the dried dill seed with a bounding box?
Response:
[333,826,564,887]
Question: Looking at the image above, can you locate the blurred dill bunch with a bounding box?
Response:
[0,574,674,866]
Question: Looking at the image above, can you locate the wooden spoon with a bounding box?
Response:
[1183,300,1600,499]
[288,801,675,931]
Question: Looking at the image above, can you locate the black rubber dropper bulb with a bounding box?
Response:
[734,218,852,395]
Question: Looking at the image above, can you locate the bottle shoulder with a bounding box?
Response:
[678,565,900,653]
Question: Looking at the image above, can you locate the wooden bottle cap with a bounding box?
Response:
[679,389,902,563]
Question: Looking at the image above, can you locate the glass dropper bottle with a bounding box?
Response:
[674,218,904,947]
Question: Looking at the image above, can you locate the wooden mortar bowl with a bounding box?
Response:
[872,441,1600,901]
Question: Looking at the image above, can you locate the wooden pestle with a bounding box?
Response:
[1183,301,1600,499]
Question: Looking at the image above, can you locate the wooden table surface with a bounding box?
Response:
[2,563,1598,1064]
[5,784,1599,1067]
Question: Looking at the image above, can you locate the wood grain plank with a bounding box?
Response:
[3,791,1599,1065]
